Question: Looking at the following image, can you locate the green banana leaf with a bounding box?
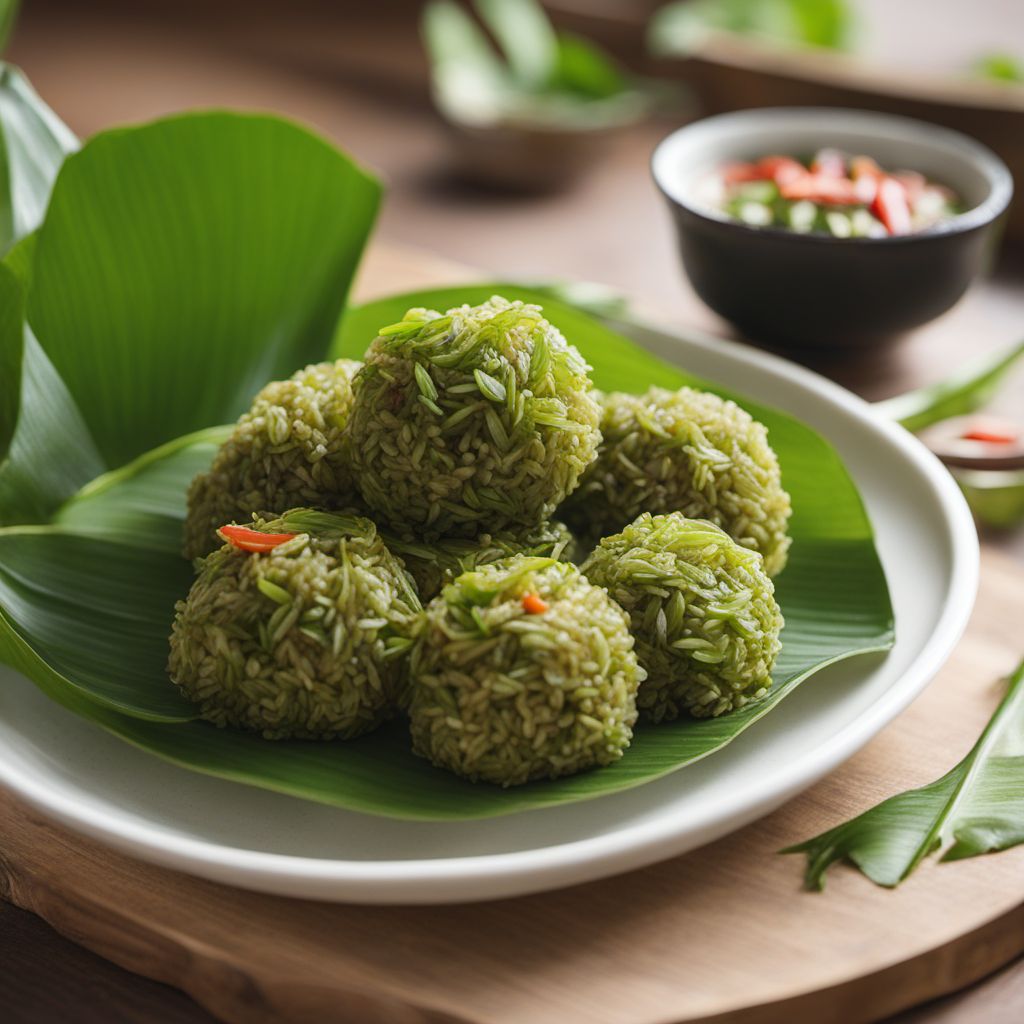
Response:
[785,658,1024,888]
[26,112,380,468]
[0,3,19,52]
[0,260,21,456]
[0,63,79,256]
[0,247,895,818]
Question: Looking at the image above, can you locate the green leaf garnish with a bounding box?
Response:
[444,555,557,610]
[527,330,550,388]
[256,577,292,606]
[378,319,426,338]
[414,360,439,402]
[473,367,507,403]
[784,658,1024,889]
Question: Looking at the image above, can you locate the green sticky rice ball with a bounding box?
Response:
[347,296,602,539]
[183,359,362,559]
[582,512,783,722]
[168,510,421,740]
[563,386,792,576]
[407,555,642,786]
[390,519,577,602]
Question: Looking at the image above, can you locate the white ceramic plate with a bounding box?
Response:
[0,321,978,905]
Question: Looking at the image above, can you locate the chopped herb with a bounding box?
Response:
[414,361,439,402]
[256,577,292,605]
[474,367,507,402]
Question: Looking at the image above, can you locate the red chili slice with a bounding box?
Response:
[218,524,298,553]
[721,162,767,184]
[872,177,912,235]
[961,426,1019,444]
[851,156,884,181]
[521,593,549,615]
[757,155,807,186]
[780,174,860,205]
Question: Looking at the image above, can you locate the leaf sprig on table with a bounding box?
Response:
[873,339,1024,433]
[784,658,1024,889]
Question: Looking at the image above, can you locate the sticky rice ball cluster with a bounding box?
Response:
[183,359,362,559]
[346,296,602,537]
[582,512,783,721]
[407,556,642,785]
[169,511,421,740]
[564,386,792,576]
[172,294,790,788]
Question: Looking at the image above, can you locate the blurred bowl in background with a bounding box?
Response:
[423,0,656,193]
[440,116,631,193]
[652,107,1013,352]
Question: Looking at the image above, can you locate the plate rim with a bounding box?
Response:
[0,320,979,904]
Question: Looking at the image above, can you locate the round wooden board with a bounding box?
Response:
[2,246,1023,1024]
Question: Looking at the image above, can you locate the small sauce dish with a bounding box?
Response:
[652,108,1013,352]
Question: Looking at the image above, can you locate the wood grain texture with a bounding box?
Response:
[1,541,1023,1024]
[897,951,1024,1023]
[0,903,218,1024]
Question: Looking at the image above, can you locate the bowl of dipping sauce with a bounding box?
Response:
[652,108,1013,352]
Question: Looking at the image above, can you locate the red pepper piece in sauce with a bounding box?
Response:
[721,162,767,184]
[872,177,912,235]
[219,524,298,553]
[850,155,884,203]
[757,155,807,186]
[962,426,1019,444]
[851,155,884,181]
[780,174,860,205]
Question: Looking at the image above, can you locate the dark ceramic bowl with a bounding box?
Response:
[652,108,1013,351]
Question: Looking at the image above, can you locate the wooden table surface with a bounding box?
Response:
[4,3,1024,1021]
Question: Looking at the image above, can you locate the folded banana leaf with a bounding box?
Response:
[0,78,894,819]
